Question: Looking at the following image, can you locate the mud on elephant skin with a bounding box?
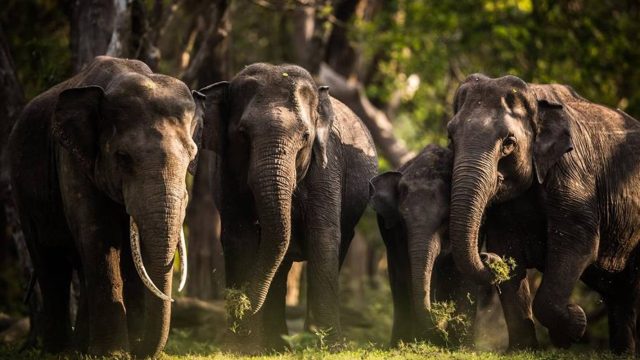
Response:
[198,63,377,352]
[447,73,640,354]
[8,56,205,357]
[370,144,478,347]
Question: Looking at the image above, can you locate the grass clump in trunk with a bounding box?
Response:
[486,256,517,285]
[224,288,252,333]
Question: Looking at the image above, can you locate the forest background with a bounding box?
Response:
[0,0,638,357]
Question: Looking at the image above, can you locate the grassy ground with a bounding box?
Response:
[0,342,625,360]
[0,325,625,360]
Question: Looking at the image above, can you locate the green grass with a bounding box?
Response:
[486,257,517,285]
[1,340,625,360]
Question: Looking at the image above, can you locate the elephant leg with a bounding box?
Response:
[607,297,637,354]
[73,270,89,352]
[437,254,477,347]
[379,221,413,345]
[79,232,129,354]
[484,198,542,350]
[35,248,73,352]
[221,210,259,290]
[120,230,145,349]
[532,223,595,348]
[305,205,342,344]
[497,270,538,350]
[261,259,292,351]
[67,201,129,354]
[16,201,74,352]
[636,310,640,355]
[220,211,261,349]
[607,277,640,355]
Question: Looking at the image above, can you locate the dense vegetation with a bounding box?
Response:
[0,0,638,358]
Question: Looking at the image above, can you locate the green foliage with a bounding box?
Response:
[224,288,251,333]
[1,0,71,99]
[430,301,470,344]
[351,0,640,151]
[486,257,517,285]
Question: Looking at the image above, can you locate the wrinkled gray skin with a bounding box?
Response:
[447,73,640,354]
[199,63,377,351]
[370,145,477,346]
[8,56,203,357]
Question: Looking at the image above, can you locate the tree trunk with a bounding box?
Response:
[185,153,225,300]
[182,0,230,300]
[324,0,361,78]
[285,262,304,307]
[0,24,33,344]
[290,1,413,167]
[68,0,118,72]
[179,0,230,89]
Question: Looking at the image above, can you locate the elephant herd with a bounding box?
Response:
[7,56,640,357]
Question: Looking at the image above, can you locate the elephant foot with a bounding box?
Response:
[549,303,586,348]
[221,328,264,355]
[506,337,539,352]
[506,319,539,351]
[263,334,288,353]
[88,347,130,358]
[325,337,348,352]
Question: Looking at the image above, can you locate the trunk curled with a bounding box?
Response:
[245,140,296,315]
[449,154,496,284]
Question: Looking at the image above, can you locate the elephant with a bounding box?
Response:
[197,63,378,351]
[446,73,640,354]
[370,144,478,346]
[8,56,205,356]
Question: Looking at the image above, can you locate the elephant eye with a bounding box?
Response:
[115,150,133,169]
[302,130,310,142]
[501,136,517,156]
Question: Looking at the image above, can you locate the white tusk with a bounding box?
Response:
[129,217,173,302]
[177,227,187,292]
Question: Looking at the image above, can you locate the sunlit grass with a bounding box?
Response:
[1,340,624,360]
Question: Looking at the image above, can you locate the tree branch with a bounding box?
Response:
[319,63,414,167]
[179,0,229,88]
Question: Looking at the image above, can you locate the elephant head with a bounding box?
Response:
[370,145,452,339]
[52,68,205,355]
[446,74,574,283]
[198,63,335,316]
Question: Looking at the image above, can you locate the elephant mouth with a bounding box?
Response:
[129,217,188,302]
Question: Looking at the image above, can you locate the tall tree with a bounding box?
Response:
[182,0,230,300]
[0,24,24,308]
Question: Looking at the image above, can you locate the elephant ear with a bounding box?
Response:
[533,100,574,184]
[315,86,335,168]
[52,85,104,176]
[189,90,206,174]
[197,81,230,154]
[369,172,403,229]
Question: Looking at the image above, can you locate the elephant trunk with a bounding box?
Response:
[128,186,187,357]
[406,222,441,338]
[245,139,296,315]
[449,153,496,284]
